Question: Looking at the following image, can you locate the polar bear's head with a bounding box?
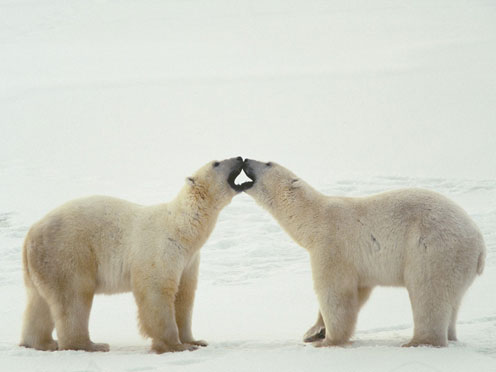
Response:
[242,158,303,211]
[186,156,245,208]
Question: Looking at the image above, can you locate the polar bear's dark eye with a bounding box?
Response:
[266,162,272,167]
[213,161,220,168]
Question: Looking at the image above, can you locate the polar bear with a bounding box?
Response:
[242,159,486,347]
[20,157,245,353]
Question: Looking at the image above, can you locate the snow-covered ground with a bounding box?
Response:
[1,0,495,371]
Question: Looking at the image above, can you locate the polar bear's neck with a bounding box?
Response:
[167,185,222,252]
[267,183,328,250]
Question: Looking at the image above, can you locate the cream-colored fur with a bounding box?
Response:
[243,159,486,347]
[20,157,244,353]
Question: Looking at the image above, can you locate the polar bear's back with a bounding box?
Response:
[24,196,144,294]
[30,195,141,252]
[362,188,483,245]
[351,188,485,286]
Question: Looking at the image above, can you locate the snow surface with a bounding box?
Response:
[1,0,495,371]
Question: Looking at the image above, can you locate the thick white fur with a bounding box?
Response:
[20,158,242,353]
[244,160,486,347]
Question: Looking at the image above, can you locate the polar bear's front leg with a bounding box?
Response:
[132,270,197,353]
[304,286,372,343]
[312,285,359,347]
[310,256,359,347]
[175,254,207,347]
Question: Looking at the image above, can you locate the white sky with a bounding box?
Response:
[1,0,495,205]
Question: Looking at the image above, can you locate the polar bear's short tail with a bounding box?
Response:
[22,235,31,284]
[477,250,486,275]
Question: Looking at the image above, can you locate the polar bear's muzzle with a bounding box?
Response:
[241,159,257,191]
[227,157,245,192]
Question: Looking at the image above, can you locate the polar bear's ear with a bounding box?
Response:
[290,178,302,189]
[186,177,196,186]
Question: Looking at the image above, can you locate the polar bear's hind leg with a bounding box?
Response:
[403,281,451,347]
[50,286,108,351]
[448,302,460,341]
[20,235,58,351]
[20,285,57,351]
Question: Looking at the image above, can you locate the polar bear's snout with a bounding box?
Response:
[241,158,261,190]
[243,159,255,180]
[226,156,245,192]
[242,159,277,191]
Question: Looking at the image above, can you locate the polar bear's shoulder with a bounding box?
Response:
[49,195,143,214]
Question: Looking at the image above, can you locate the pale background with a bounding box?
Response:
[1,0,495,371]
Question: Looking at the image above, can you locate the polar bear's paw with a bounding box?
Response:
[303,326,325,343]
[152,341,199,354]
[43,340,59,351]
[20,339,58,351]
[89,342,110,352]
[401,339,446,348]
[185,340,208,347]
[311,339,351,348]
